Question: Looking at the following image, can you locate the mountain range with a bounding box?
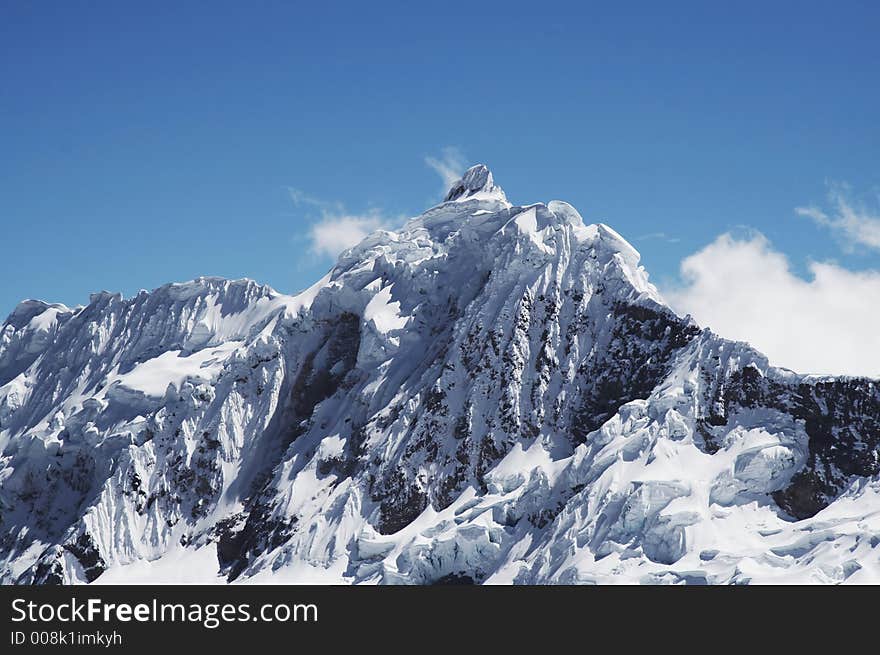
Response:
[2,165,879,584]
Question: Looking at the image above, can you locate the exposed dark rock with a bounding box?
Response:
[700,366,880,518]
[374,468,428,535]
[63,532,106,582]
[571,302,701,443]
[432,573,476,585]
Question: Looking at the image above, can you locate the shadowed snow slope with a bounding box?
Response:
[2,166,879,585]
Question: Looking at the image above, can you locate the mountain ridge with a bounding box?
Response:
[2,165,879,584]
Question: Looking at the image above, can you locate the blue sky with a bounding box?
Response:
[2,2,880,373]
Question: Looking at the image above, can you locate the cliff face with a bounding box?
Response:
[3,166,879,585]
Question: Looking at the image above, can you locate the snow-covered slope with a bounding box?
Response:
[2,166,879,585]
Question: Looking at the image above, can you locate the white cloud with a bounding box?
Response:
[308,213,388,257]
[796,183,880,251]
[288,187,390,258]
[425,147,466,193]
[664,232,880,377]
[290,149,471,258]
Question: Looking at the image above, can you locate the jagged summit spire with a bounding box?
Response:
[443,164,507,203]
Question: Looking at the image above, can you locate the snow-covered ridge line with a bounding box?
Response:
[2,164,879,585]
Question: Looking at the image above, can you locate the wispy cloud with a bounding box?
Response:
[425,147,466,194]
[287,188,339,212]
[664,232,880,377]
[795,183,880,251]
[288,187,392,258]
[637,232,681,244]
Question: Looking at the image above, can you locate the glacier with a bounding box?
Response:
[1,165,879,585]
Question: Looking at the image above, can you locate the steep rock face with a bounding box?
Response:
[2,166,879,585]
[0,278,304,583]
[696,363,880,519]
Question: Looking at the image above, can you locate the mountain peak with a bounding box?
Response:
[443,164,507,203]
[6,166,880,587]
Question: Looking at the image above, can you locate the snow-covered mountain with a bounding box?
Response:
[2,166,879,585]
